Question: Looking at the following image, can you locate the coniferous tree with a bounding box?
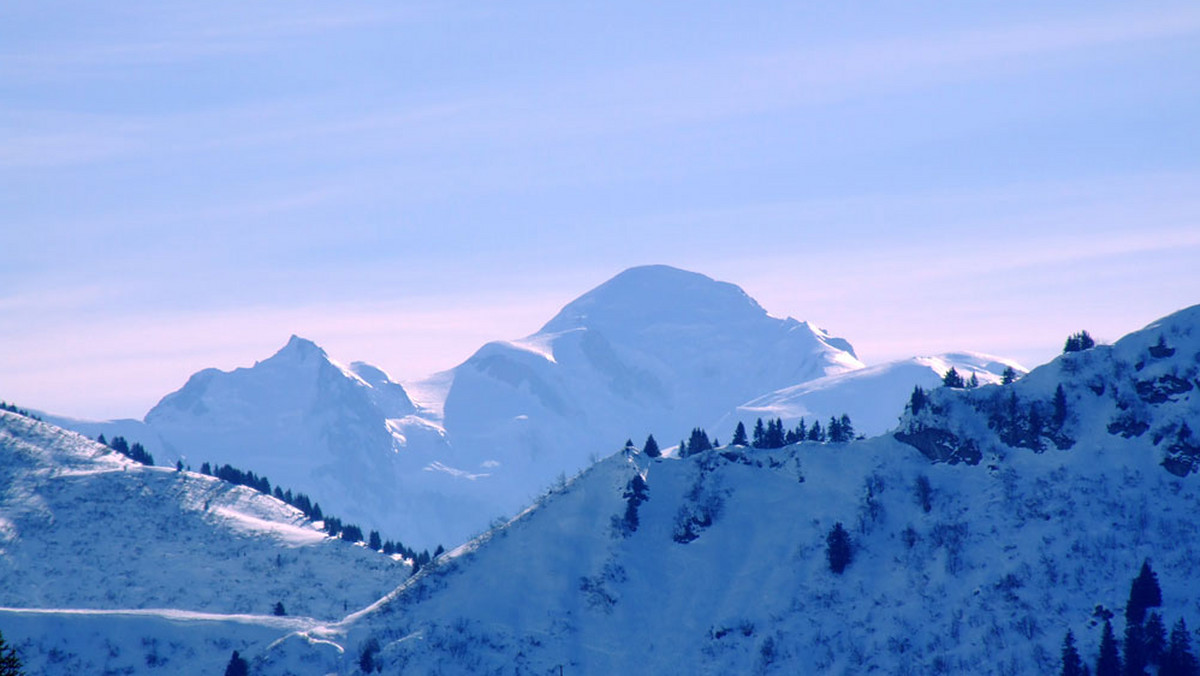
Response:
[96,433,107,446]
[967,372,980,389]
[368,530,382,551]
[796,418,807,442]
[828,416,842,443]
[808,420,824,443]
[731,422,748,447]
[909,386,927,415]
[642,435,661,458]
[942,368,965,388]
[840,414,855,440]
[1062,630,1085,676]
[273,601,286,616]
[1145,612,1167,666]
[1125,620,1148,676]
[1126,560,1163,625]
[766,418,785,448]
[752,418,766,448]
[1164,619,1198,676]
[1054,384,1069,428]
[686,428,712,456]
[1097,619,1122,676]
[826,522,852,574]
[1064,330,1096,353]
[1002,366,1018,385]
[224,650,249,676]
[0,630,23,676]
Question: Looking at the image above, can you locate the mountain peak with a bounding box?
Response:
[540,265,766,335]
[259,335,328,367]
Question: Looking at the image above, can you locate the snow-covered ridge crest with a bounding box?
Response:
[895,304,1200,469]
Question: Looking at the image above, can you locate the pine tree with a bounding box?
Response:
[1164,619,1198,676]
[642,435,661,458]
[273,601,286,616]
[826,522,852,574]
[731,422,748,447]
[796,418,807,442]
[1125,619,1147,676]
[1097,619,1122,676]
[368,530,382,551]
[808,420,824,443]
[1001,366,1017,385]
[967,372,980,389]
[0,630,23,676]
[828,416,842,443]
[840,414,855,440]
[686,428,712,456]
[1062,630,1085,676]
[909,386,927,415]
[224,650,249,676]
[1145,612,1167,666]
[943,367,965,388]
[766,418,785,448]
[752,418,766,448]
[1126,560,1163,625]
[1054,384,1069,428]
[1065,330,1096,353]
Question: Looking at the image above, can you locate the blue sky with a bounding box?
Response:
[3,1,1199,419]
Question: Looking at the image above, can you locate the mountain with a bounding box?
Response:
[248,305,1200,674]
[434,264,864,497]
[0,409,407,674]
[728,352,1027,439]
[51,266,868,550]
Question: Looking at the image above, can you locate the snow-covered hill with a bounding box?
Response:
[246,305,1200,675]
[0,410,406,618]
[728,352,1026,439]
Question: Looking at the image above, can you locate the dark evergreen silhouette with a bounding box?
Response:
[1145,612,1167,666]
[828,416,843,443]
[1164,619,1198,676]
[1001,366,1018,385]
[840,414,855,441]
[102,435,155,466]
[1126,560,1163,624]
[224,650,249,676]
[1061,630,1085,676]
[0,629,23,676]
[942,367,965,389]
[1054,384,1069,428]
[909,386,927,415]
[826,522,852,574]
[731,422,748,447]
[273,601,286,616]
[967,372,980,389]
[642,435,661,458]
[808,420,824,443]
[621,474,650,535]
[1125,620,1147,676]
[1064,330,1096,353]
[0,401,41,421]
[1097,619,1121,676]
[684,428,713,457]
[752,418,767,448]
[368,530,382,551]
[764,418,785,448]
[340,524,364,543]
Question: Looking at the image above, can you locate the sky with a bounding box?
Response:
[2,1,1199,420]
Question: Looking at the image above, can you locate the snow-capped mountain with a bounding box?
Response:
[728,352,1027,439]
[247,305,1200,675]
[50,266,869,550]
[434,264,864,495]
[0,409,408,674]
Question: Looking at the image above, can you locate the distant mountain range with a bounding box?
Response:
[46,265,1027,550]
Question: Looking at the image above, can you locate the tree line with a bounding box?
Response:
[629,413,861,462]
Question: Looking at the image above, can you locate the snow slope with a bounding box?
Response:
[248,305,1200,675]
[728,352,1026,439]
[0,410,406,621]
